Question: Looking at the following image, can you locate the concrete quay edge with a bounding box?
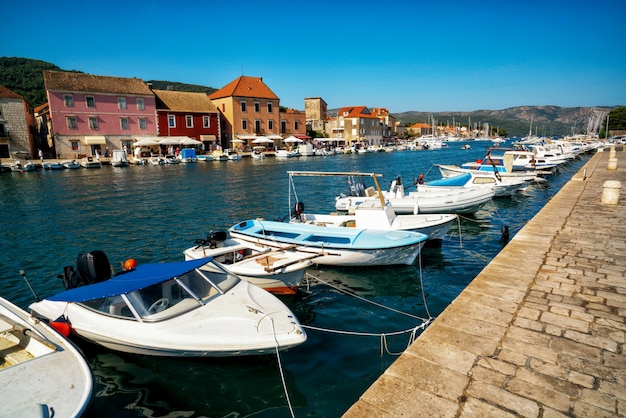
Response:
[343,147,626,417]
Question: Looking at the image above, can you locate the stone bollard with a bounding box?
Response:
[601,180,621,204]
[608,157,618,170]
[609,146,616,158]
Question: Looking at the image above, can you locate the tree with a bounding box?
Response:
[607,106,626,131]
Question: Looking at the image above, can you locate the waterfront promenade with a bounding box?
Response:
[344,147,626,417]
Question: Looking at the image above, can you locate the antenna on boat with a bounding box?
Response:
[20,270,40,301]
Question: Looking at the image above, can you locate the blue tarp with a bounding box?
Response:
[425,172,471,187]
[48,257,212,303]
[180,148,196,158]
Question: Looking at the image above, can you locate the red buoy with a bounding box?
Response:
[50,321,71,337]
[124,258,138,270]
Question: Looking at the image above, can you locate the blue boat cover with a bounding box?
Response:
[48,257,212,303]
[425,172,471,187]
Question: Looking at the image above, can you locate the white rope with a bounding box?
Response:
[271,317,296,418]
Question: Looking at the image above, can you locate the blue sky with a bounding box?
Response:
[3,0,625,113]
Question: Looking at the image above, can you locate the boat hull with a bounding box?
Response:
[228,219,427,266]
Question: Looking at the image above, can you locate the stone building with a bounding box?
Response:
[0,85,37,159]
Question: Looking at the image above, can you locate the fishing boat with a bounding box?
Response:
[80,157,102,168]
[183,231,316,294]
[42,161,63,170]
[418,171,529,197]
[228,218,428,267]
[29,251,307,357]
[10,160,36,172]
[286,171,457,242]
[61,159,81,169]
[0,295,93,417]
[111,150,129,167]
[334,174,494,215]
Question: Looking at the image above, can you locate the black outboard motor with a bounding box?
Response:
[60,250,112,290]
[292,201,305,221]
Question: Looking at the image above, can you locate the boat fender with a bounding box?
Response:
[124,258,138,271]
[50,315,72,337]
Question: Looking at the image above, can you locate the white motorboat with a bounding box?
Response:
[164,154,180,164]
[251,147,266,159]
[148,156,166,165]
[287,171,457,242]
[111,150,129,167]
[228,218,428,267]
[420,171,530,197]
[436,163,543,183]
[224,148,242,160]
[29,251,307,357]
[61,159,81,169]
[10,160,36,172]
[0,295,93,417]
[275,149,298,158]
[460,148,557,175]
[197,154,214,162]
[334,174,494,215]
[80,157,102,168]
[42,161,63,170]
[183,231,316,294]
[211,150,228,161]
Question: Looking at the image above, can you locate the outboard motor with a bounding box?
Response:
[209,230,228,248]
[292,201,305,221]
[60,250,112,289]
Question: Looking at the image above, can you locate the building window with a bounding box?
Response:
[203,116,210,128]
[71,141,79,151]
[242,119,248,130]
[240,101,247,112]
[88,117,98,130]
[138,118,147,130]
[118,97,127,110]
[67,116,77,130]
[0,122,5,137]
[267,120,273,130]
[254,102,260,113]
[280,120,287,133]
[137,98,145,110]
[294,120,299,131]
[186,115,193,128]
[267,102,273,113]
[168,115,175,128]
[254,120,261,133]
[120,117,129,130]
[86,96,95,108]
[64,94,74,107]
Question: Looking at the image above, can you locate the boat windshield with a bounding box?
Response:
[79,262,240,322]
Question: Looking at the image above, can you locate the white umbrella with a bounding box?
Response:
[181,137,202,146]
[159,137,182,145]
[284,135,303,143]
[134,138,160,146]
[252,136,274,144]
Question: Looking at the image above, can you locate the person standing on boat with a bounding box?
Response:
[417,174,424,184]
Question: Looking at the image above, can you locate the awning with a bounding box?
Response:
[294,134,312,140]
[266,134,283,140]
[236,134,257,140]
[83,136,106,145]
[200,135,217,141]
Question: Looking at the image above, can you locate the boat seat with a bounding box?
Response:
[365,187,377,197]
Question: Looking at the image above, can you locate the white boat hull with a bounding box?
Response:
[1,296,93,417]
[30,280,306,357]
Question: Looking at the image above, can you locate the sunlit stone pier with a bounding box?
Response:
[344,147,626,417]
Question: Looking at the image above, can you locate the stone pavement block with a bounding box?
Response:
[515,368,579,397]
[470,364,509,386]
[551,336,602,362]
[467,381,540,417]
[351,374,460,418]
[528,358,567,380]
[404,338,476,375]
[422,323,500,356]
[580,387,618,411]
[459,397,516,418]
[506,377,572,413]
[598,380,626,401]
[540,311,590,333]
[386,354,470,401]
[501,338,559,363]
[507,325,552,346]
[433,310,506,340]
[558,353,615,381]
[457,289,520,314]
[514,316,544,332]
[476,356,517,375]
[443,297,514,325]
[563,329,618,352]
[573,400,616,418]
[567,370,595,388]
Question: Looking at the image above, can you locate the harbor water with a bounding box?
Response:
[0,143,591,417]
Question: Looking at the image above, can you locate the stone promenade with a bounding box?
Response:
[344,147,625,417]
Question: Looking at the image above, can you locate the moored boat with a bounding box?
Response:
[228,218,428,267]
[29,251,307,357]
[80,157,102,168]
[61,159,81,169]
[0,295,93,417]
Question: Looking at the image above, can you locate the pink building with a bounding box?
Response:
[44,71,157,158]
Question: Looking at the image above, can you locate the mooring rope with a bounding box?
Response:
[271,317,296,418]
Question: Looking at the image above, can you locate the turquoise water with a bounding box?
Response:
[0,144,590,417]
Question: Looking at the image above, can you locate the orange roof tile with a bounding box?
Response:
[208,76,278,100]
[153,89,218,112]
[43,70,153,95]
[337,106,378,119]
[0,85,24,100]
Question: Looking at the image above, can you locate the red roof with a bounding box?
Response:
[208,76,278,100]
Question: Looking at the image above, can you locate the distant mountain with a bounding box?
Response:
[0,57,617,137]
[391,106,616,138]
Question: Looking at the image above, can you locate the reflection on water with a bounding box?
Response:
[0,145,591,417]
